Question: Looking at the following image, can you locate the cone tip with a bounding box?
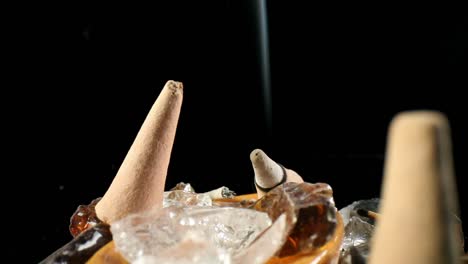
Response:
[250,148,266,163]
[390,110,449,130]
[165,80,184,94]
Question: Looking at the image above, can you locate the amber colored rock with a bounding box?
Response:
[86,241,129,264]
[69,198,103,237]
[266,212,344,264]
[253,182,337,257]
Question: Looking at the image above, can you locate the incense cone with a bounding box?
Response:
[369,111,461,264]
[250,149,304,198]
[203,186,236,199]
[96,80,183,223]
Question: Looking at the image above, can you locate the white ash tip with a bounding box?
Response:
[250,149,266,163]
[165,80,184,93]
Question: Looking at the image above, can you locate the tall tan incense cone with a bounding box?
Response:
[250,149,304,198]
[96,80,183,223]
[369,111,461,264]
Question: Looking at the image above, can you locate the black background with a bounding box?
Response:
[6,1,467,262]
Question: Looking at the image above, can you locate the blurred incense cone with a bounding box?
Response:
[250,149,304,198]
[369,111,461,264]
[96,80,183,223]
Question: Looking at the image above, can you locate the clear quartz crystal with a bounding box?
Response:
[170,182,196,192]
[163,183,236,207]
[133,232,232,264]
[111,206,272,263]
[232,214,287,264]
[184,207,272,253]
[163,190,212,208]
[339,198,379,226]
[338,199,380,264]
[341,217,374,260]
[164,182,212,208]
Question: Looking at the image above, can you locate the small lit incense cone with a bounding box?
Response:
[203,186,236,199]
[96,80,183,223]
[369,111,461,264]
[250,149,304,198]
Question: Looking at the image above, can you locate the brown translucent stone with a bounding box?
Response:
[70,197,103,237]
[41,223,113,264]
[253,182,337,257]
[87,241,129,264]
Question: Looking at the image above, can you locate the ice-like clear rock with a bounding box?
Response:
[233,214,287,264]
[341,217,374,260]
[339,198,379,226]
[133,232,231,264]
[185,207,271,252]
[163,183,237,207]
[163,191,212,208]
[338,199,379,264]
[111,206,272,263]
